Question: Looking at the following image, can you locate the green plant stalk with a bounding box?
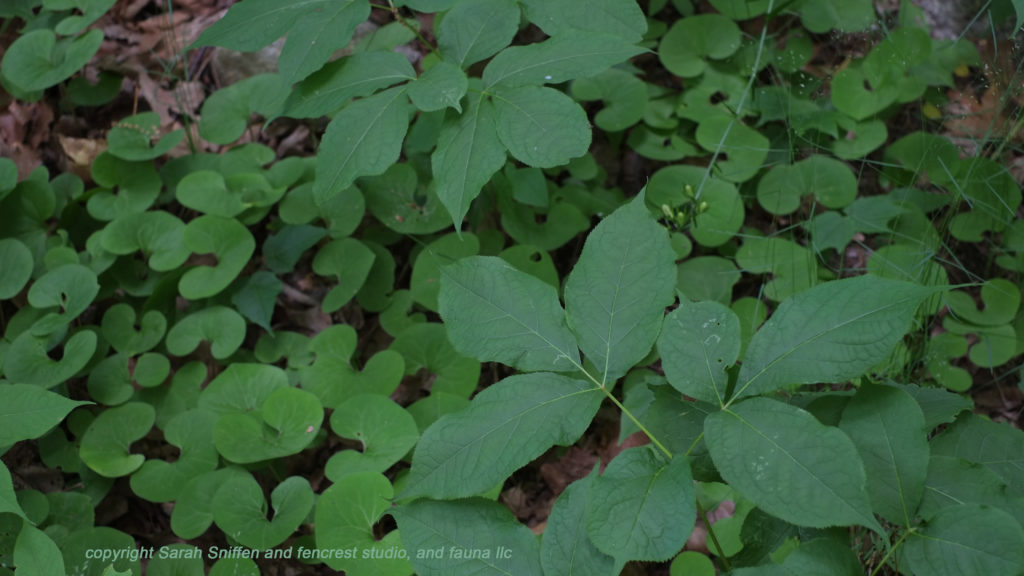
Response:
[383,0,440,56]
[869,529,912,576]
[696,500,732,571]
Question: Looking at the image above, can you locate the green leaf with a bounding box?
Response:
[300,325,405,406]
[395,498,543,576]
[438,256,580,372]
[314,86,411,205]
[316,472,413,575]
[706,398,883,533]
[203,366,323,463]
[0,463,27,520]
[3,330,97,389]
[390,323,481,397]
[231,270,282,331]
[483,30,645,89]
[325,394,419,481]
[213,474,314,549]
[519,0,646,42]
[100,304,166,357]
[799,0,877,33]
[930,413,1024,495]
[27,264,100,336]
[409,61,468,113]
[695,116,769,183]
[263,224,327,274]
[129,410,219,503]
[175,171,246,217]
[438,0,520,68]
[433,95,507,228]
[0,384,91,446]
[492,85,592,168]
[657,300,741,406]
[541,468,615,576]
[564,193,675,383]
[165,305,247,360]
[146,544,203,576]
[277,0,370,84]
[68,71,123,107]
[831,66,899,121]
[780,538,862,576]
[282,51,416,119]
[839,384,929,526]
[902,504,1024,576]
[735,237,819,302]
[193,0,333,51]
[918,456,1015,521]
[79,402,155,478]
[586,446,695,562]
[363,163,451,235]
[312,237,376,313]
[107,112,184,161]
[658,14,741,77]
[676,256,741,305]
[14,524,65,576]
[199,75,286,145]
[646,165,743,247]
[101,211,189,271]
[0,239,33,300]
[402,372,601,499]
[945,278,1020,327]
[0,29,103,92]
[571,69,647,132]
[179,215,256,299]
[734,275,933,400]
[498,244,559,288]
[171,467,250,539]
[757,156,858,215]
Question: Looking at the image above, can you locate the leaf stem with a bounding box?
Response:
[869,529,912,576]
[384,0,440,57]
[697,500,732,571]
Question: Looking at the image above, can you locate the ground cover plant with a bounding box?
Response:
[1,0,1024,574]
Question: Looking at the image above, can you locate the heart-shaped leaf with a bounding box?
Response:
[101,211,189,271]
[27,264,100,336]
[107,112,184,161]
[316,471,413,575]
[200,75,287,144]
[213,474,314,549]
[79,402,155,478]
[0,29,103,92]
[390,323,481,397]
[325,394,419,481]
[300,325,405,406]
[659,14,741,77]
[130,409,219,502]
[101,304,166,356]
[312,237,376,313]
[179,215,256,299]
[171,467,249,539]
[165,306,246,360]
[0,239,33,299]
[362,163,451,235]
[695,116,769,183]
[3,330,97,389]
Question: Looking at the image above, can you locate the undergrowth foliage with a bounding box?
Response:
[1,0,1024,575]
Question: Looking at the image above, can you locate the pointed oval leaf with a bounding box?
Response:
[493,85,592,168]
[839,384,929,526]
[402,372,602,500]
[586,446,696,563]
[704,397,882,533]
[437,0,520,68]
[433,96,507,228]
[281,51,416,119]
[542,468,615,576]
[395,498,543,576]
[657,300,741,406]
[438,256,580,372]
[277,0,370,85]
[564,194,676,383]
[902,504,1024,576]
[735,275,934,400]
[409,61,468,113]
[483,30,645,89]
[193,0,332,51]
[519,0,646,42]
[0,384,91,446]
[314,86,411,205]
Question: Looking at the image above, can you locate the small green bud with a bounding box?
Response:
[661,204,674,220]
